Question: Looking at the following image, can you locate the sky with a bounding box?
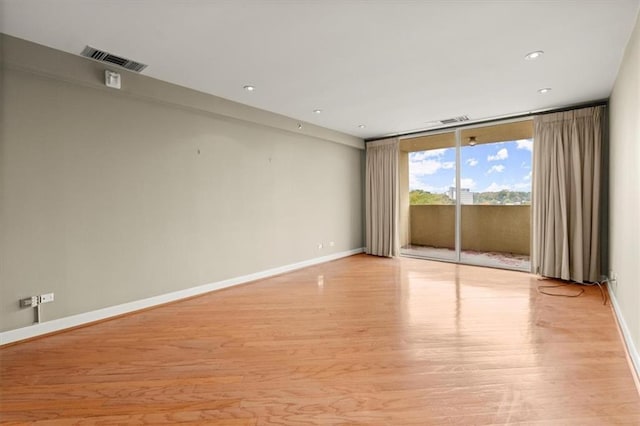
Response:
[409,139,533,193]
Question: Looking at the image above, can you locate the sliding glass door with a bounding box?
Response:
[399,120,533,271]
[399,131,456,261]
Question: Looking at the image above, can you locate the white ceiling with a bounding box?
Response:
[1,0,638,139]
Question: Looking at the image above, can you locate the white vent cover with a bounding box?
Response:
[439,115,470,125]
[80,46,147,72]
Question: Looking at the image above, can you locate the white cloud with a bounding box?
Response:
[410,149,448,161]
[449,177,476,190]
[484,182,511,192]
[483,181,530,192]
[524,171,532,180]
[513,182,532,191]
[516,139,533,152]
[410,159,455,176]
[410,174,449,193]
[441,161,455,169]
[488,165,505,174]
[410,159,441,175]
[409,149,456,192]
[410,148,455,177]
[488,148,508,161]
[410,152,425,161]
[409,174,421,190]
[466,158,479,167]
[460,177,476,190]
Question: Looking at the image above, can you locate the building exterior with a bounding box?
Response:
[448,187,474,205]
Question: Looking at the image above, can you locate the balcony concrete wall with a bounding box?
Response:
[410,205,530,255]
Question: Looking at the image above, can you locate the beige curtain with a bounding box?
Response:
[365,138,399,257]
[532,106,604,282]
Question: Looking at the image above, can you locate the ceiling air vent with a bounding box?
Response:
[80,46,147,72]
[440,115,470,125]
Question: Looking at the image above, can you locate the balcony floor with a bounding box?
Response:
[401,244,530,271]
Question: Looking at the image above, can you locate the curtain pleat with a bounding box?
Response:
[365,138,399,257]
[532,106,603,282]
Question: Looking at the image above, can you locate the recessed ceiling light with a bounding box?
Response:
[468,136,477,146]
[358,124,366,129]
[243,85,255,91]
[538,87,552,94]
[525,50,544,60]
[313,109,322,114]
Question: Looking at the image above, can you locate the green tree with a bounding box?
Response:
[476,191,531,205]
[410,189,454,205]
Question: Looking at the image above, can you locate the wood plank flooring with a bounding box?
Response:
[1,254,639,424]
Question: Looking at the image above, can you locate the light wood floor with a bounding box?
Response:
[1,254,639,424]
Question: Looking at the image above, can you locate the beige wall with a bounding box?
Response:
[609,12,640,363]
[0,35,364,332]
[410,205,530,255]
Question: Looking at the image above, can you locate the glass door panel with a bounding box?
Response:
[399,131,457,261]
[459,123,533,271]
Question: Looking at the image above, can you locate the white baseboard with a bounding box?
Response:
[0,248,364,346]
[608,286,640,385]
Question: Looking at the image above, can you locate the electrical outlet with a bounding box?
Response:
[40,293,54,303]
[20,296,39,308]
[329,241,335,247]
